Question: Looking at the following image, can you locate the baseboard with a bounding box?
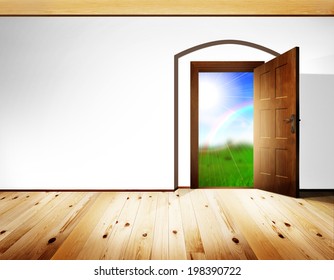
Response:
[299,189,334,192]
[299,189,334,198]
[177,186,191,189]
[2,187,331,193]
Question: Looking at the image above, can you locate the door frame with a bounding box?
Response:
[190,61,264,189]
[173,39,281,190]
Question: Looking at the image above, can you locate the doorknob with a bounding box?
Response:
[284,114,296,134]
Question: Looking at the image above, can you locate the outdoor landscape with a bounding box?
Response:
[199,71,254,188]
[199,143,253,187]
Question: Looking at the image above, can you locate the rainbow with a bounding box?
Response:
[200,101,253,150]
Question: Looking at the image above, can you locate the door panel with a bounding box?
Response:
[254,47,299,197]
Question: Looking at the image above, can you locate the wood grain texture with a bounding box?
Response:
[0,0,333,15]
[0,192,97,259]
[122,192,158,259]
[178,189,205,260]
[168,191,187,260]
[151,192,169,259]
[99,192,142,260]
[254,47,299,197]
[0,189,333,260]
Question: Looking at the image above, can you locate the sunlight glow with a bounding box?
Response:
[199,79,223,113]
[199,72,253,148]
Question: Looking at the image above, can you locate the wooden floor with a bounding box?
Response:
[0,189,333,260]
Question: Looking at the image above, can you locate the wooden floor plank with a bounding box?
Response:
[75,192,129,260]
[0,192,94,259]
[234,190,310,259]
[0,189,332,260]
[304,196,334,219]
[266,192,334,259]
[38,192,98,259]
[205,190,257,260]
[190,189,232,259]
[101,192,143,259]
[0,192,48,230]
[274,194,333,259]
[250,190,332,259]
[168,191,187,260]
[217,189,284,260]
[51,193,116,260]
[0,192,70,251]
[151,192,169,260]
[297,198,334,228]
[276,193,333,237]
[122,192,158,260]
[0,192,30,215]
[178,189,206,260]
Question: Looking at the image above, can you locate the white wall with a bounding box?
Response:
[0,18,177,190]
[0,17,333,190]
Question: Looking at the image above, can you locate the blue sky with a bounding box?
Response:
[199,72,254,148]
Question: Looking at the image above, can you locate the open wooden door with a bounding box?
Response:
[254,47,299,197]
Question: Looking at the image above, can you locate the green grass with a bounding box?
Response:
[199,143,253,188]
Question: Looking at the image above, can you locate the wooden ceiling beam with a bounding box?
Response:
[0,0,333,16]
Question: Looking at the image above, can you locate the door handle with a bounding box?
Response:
[284,114,296,134]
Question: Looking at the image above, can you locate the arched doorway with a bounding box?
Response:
[174,40,299,197]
